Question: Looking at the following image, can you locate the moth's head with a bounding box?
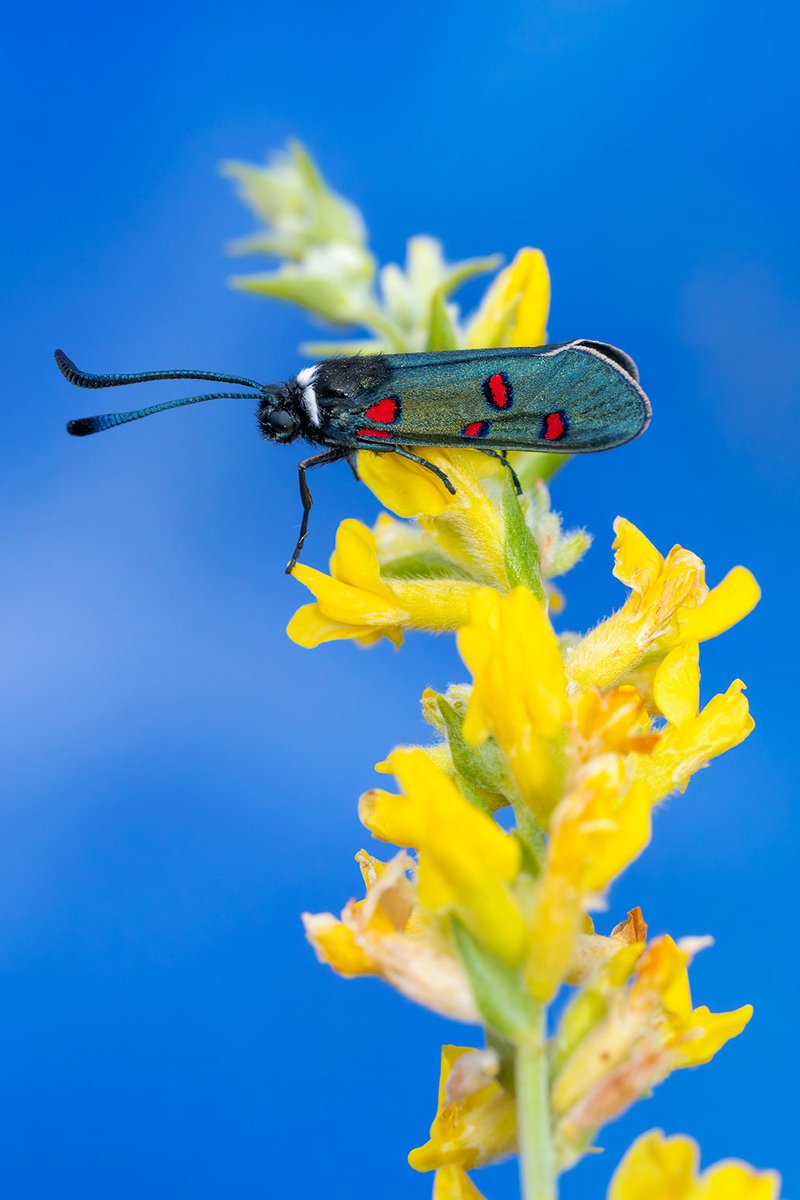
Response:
[257,386,302,443]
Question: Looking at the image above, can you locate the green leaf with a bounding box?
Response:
[228,268,370,326]
[222,141,370,267]
[226,233,298,259]
[512,814,546,874]
[433,691,510,808]
[380,550,475,581]
[502,474,545,599]
[439,254,504,299]
[548,528,592,578]
[452,917,538,1040]
[426,287,460,351]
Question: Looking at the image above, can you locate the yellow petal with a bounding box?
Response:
[389,748,521,882]
[595,784,652,890]
[329,518,386,591]
[675,1004,753,1067]
[302,912,379,976]
[409,1045,517,1172]
[433,1166,489,1200]
[306,851,482,1021]
[690,679,754,751]
[359,786,420,847]
[527,872,585,1002]
[653,643,700,726]
[550,760,654,893]
[631,935,693,1020]
[609,1130,781,1200]
[608,1130,699,1200]
[612,517,665,594]
[510,249,551,346]
[677,566,761,644]
[459,587,568,816]
[633,680,754,802]
[697,1162,782,1200]
[466,248,550,349]
[528,765,653,1003]
[290,560,406,626]
[286,602,386,648]
[357,448,452,518]
[362,750,526,964]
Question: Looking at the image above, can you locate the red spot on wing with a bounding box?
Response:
[543,410,567,441]
[463,421,489,438]
[358,428,392,439]
[484,372,512,409]
[364,396,399,424]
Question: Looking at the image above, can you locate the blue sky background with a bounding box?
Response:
[3,0,797,1196]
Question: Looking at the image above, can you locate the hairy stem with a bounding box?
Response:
[516,1005,556,1200]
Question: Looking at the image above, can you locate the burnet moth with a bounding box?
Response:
[57,340,651,572]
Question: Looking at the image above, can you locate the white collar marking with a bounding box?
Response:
[296,364,320,427]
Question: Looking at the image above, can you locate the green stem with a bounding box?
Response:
[510,795,545,870]
[516,1005,556,1200]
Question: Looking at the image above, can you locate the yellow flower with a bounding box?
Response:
[458,587,569,820]
[567,907,648,987]
[632,643,755,800]
[409,1045,516,1172]
[609,1130,782,1200]
[527,759,654,1000]
[302,850,480,1022]
[551,760,653,895]
[567,518,760,688]
[571,686,658,760]
[629,935,753,1068]
[359,748,527,965]
[433,1166,489,1200]
[357,448,509,586]
[465,248,551,348]
[287,518,483,647]
[552,936,752,1144]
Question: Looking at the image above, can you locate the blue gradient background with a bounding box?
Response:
[3,1,797,1195]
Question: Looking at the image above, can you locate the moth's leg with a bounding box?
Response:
[390,446,457,494]
[346,453,361,483]
[477,447,522,495]
[288,447,347,574]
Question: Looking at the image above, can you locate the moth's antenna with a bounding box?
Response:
[55,348,265,392]
[67,392,260,437]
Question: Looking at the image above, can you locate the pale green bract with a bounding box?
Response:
[222,140,500,354]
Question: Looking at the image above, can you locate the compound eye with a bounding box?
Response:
[267,409,298,436]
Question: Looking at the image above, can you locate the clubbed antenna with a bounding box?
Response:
[66,392,261,437]
[55,348,265,391]
[56,349,265,436]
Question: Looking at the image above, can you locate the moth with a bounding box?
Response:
[58,340,651,571]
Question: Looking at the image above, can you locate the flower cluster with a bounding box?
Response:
[227,142,779,1200]
[609,1130,781,1200]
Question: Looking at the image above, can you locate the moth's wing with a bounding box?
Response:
[460,344,651,450]
[339,344,650,452]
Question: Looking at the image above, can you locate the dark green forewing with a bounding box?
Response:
[317,341,650,453]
